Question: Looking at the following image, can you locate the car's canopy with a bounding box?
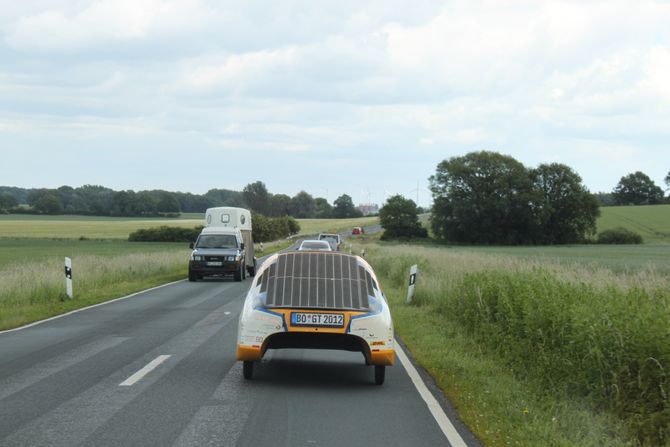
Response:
[256,252,377,311]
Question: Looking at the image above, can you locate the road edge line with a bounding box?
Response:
[0,279,186,336]
[395,338,468,447]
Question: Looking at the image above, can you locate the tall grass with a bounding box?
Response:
[366,244,669,446]
[0,252,187,330]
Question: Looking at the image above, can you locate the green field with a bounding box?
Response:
[598,204,670,243]
[356,242,670,446]
[0,239,190,269]
[446,243,670,274]
[0,214,378,240]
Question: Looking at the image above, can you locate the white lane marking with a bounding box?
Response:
[119,355,171,387]
[0,280,186,335]
[395,340,467,447]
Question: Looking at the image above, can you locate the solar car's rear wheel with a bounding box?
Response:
[243,361,254,379]
[374,365,385,385]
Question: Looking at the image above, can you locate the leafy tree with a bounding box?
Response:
[531,163,600,244]
[379,195,427,239]
[665,171,670,190]
[0,193,18,211]
[156,191,180,213]
[268,194,291,217]
[76,185,114,214]
[175,192,210,213]
[429,151,540,244]
[594,192,615,206]
[0,186,28,204]
[289,191,315,218]
[612,172,664,205]
[26,188,52,207]
[204,188,244,208]
[314,197,332,218]
[332,194,362,218]
[34,194,63,214]
[242,181,270,215]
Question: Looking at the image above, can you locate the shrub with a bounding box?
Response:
[128,226,203,242]
[251,213,299,242]
[597,227,643,244]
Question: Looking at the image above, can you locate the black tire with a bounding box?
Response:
[247,258,257,277]
[188,269,197,282]
[374,365,385,385]
[242,261,246,280]
[243,361,254,379]
[234,264,242,282]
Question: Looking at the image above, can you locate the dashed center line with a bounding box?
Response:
[119,355,171,387]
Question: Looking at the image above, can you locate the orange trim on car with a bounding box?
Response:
[236,344,263,361]
[370,349,395,366]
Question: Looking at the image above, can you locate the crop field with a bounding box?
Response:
[0,214,378,240]
[0,239,189,269]
[446,243,670,274]
[597,204,670,243]
[357,242,670,446]
[0,214,203,239]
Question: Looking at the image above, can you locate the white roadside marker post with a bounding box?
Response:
[64,257,73,299]
[406,264,417,303]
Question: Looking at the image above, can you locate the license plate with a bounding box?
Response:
[291,312,344,327]
[206,261,223,266]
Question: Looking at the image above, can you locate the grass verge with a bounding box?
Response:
[0,251,187,331]
[0,235,294,331]
[359,243,669,446]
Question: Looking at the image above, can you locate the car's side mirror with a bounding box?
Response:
[189,242,194,249]
[240,242,245,250]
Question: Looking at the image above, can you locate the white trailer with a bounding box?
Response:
[204,207,255,273]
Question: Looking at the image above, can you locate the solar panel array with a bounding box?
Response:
[258,252,374,311]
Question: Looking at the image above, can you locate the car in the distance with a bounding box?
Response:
[351,226,364,235]
[318,233,342,251]
[297,239,332,251]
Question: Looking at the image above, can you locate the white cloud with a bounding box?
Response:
[643,45,670,102]
[6,0,217,51]
[1,0,670,199]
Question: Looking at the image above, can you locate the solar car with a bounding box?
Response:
[236,251,394,384]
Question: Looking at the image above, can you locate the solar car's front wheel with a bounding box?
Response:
[374,365,385,385]
[243,361,254,379]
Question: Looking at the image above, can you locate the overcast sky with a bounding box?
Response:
[1,0,669,207]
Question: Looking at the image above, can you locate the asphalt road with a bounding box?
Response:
[0,256,479,447]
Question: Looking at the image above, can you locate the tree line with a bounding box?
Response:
[0,182,364,219]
